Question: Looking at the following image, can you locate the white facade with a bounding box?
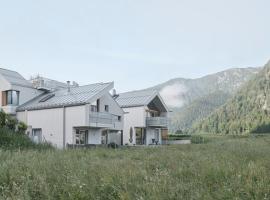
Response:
[17,93,124,149]
[122,105,168,146]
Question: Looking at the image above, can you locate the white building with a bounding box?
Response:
[115,90,169,145]
[17,82,124,148]
[0,68,124,148]
[0,68,43,115]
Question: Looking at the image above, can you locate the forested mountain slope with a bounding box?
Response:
[150,67,260,132]
[191,61,270,134]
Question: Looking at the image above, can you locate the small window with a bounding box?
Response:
[91,105,98,112]
[39,94,55,102]
[105,105,109,112]
[32,129,42,144]
[118,116,121,121]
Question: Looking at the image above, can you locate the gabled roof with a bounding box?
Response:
[0,68,33,88]
[17,82,114,111]
[115,90,169,112]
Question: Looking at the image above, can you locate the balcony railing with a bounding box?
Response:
[146,117,169,127]
[89,112,113,127]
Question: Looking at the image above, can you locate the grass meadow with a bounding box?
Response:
[0,135,270,199]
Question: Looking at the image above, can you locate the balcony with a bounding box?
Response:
[89,112,114,128]
[146,117,169,128]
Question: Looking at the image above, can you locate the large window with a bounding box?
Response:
[4,90,19,106]
[75,130,88,145]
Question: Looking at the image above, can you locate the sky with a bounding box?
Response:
[0,0,269,92]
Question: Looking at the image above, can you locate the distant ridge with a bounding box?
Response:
[191,61,270,134]
[149,67,261,132]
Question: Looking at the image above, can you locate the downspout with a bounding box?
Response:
[63,106,66,149]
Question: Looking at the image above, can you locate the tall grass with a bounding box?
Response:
[0,136,270,199]
[0,128,52,151]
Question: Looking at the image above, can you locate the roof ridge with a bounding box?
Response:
[0,67,22,74]
[119,89,157,95]
[51,82,113,94]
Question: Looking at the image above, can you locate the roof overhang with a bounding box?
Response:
[145,91,169,112]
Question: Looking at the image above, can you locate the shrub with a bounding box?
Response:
[108,142,119,149]
[0,110,6,128]
[5,115,17,131]
[0,128,53,150]
[17,122,28,134]
[175,129,184,134]
[168,134,191,141]
[191,135,206,144]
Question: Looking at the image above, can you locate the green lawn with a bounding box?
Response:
[0,135,270,200]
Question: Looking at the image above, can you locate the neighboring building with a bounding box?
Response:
[115,90,169,145]
[30,75,70,91]
[0,68,43,115]
[17,82,124,148]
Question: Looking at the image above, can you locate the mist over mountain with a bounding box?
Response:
[150,67,261,132]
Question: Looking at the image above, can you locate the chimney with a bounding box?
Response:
[112,89,117,96]
[67,81,71,92]
[112,89,119,98]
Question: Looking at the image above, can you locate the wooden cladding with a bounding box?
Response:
[2,91,7,106]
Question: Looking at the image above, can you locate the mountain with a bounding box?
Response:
[191,61,270,134]
[171,91,232,132]
[150,67,261,132]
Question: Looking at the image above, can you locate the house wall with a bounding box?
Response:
[122,106,146,145]
[96,93,124,130]
[17,105,87,149]
[65,105,87,146]
[17,108,64,148]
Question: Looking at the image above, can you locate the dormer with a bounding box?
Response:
[0,68,42,115]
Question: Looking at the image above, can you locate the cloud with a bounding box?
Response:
[160,83,188,108]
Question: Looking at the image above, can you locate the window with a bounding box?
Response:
[4,91,19,106]
[75,130,88,145]
[118,116,121,122]
[91,100,100,112]
[105,105,109,112]
[91,105,98,112]
[39,94,55,102]
[32,129,42,144]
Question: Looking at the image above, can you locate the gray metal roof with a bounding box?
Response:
[17,82,113,111]
[115,90,159,108]
[0,68,33,88]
